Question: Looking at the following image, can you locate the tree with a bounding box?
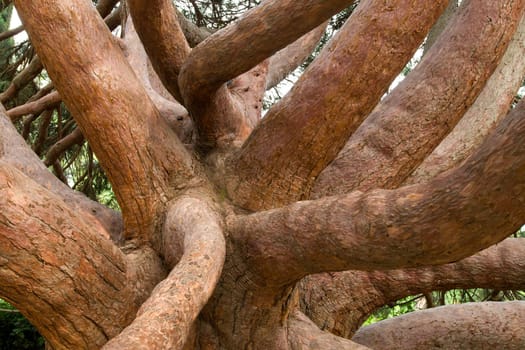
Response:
[2,0,525,348]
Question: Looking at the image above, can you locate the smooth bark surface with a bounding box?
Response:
[228,0,448,210]
[353,302,525,349]
[313,0,525,196]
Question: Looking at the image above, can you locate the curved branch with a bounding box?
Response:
[128,0,190,102]
[406,13,525,184]
[301,238,525,338]
[179,0,355,102]
[352,301,525,349]
[178,0,356,151]
[288,311,370,350]
[227,0,448,211]
[44,127,84,166]
[103,196,225,350]
[15,0,197,245]
[313,0,525,197]
[229,98,525,284]
[0,163,133,349]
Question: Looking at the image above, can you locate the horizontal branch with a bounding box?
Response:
[313,0,525,196]
[301,238,525,337]
[227,0,448,210]
[0,56,43,104]
[229,98,525,284]
[352,301,525,349]
[103,197,225,350]
[0,24,23,41]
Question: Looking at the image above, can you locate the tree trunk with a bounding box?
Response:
[2,0,525,349]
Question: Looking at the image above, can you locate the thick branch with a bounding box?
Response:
[104,197,225,350]
[228,0,448,211]
[352,301,525,349]
[407,13,525,184]
[229,98,525,284]
[15,0,197,245]
[265,23,326,90]
[313,0,525,196]
[287,311,370,350]
[0,108,121,241]
[179,0,355,101]
[128,0,190,101]
[301,238,525,337]
[178,0,356,151]
[0,163,132,349]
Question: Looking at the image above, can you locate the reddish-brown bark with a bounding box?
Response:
[228,0,448,211]
[301,238,525,337]
[4,0,525,349]
[352,302,525,349]
[313,0,525,196]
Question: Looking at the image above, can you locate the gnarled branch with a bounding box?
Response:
[229,98,525,284]
[103,196,225,350]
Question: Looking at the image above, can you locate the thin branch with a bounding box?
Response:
[0,24,23,41]
[44,128,84,167]
[313,0,525,197]
[229,98,525,284]
[227,0,448,211]
[352,302,525,349]
[0,56,42,104]
[6,90,60,122]
[103,197,225,350]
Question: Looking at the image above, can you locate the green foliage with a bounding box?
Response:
[0,300,44,350]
